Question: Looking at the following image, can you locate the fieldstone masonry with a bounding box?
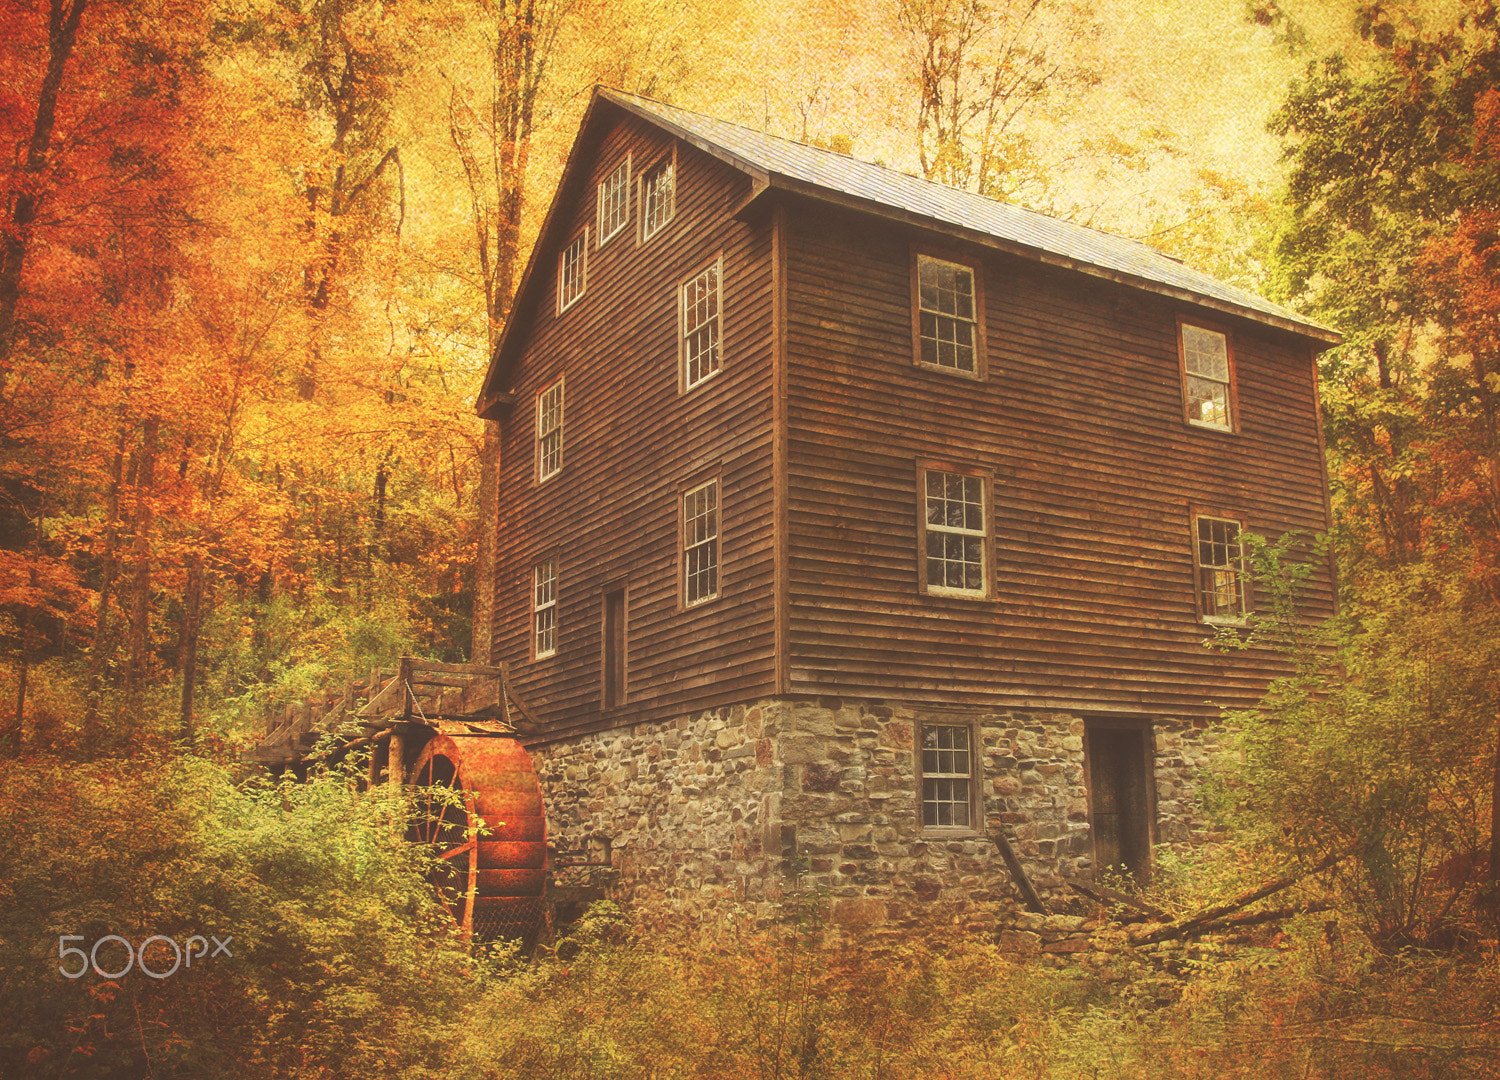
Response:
[529,697,1219,930]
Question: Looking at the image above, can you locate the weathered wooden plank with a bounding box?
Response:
[777,197,1334,718]
[491,118,779,733]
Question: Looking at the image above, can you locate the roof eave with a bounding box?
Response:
[478,90,619,414]
[755,175,1341,348]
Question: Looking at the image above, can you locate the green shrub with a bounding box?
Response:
[0,750,474,1079]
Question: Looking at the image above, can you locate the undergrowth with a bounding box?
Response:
[3,746,1497,1079]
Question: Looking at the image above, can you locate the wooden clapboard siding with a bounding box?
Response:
[780,197,1334,718]
[493,115,777,740]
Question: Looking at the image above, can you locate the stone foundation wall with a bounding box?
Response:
[528,697,1220,930]
[530,701,788,922]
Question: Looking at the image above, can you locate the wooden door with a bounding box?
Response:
[1085,720,1153,882]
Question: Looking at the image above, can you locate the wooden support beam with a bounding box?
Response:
[387,728,405,789]
[400,657,506,677]
[991,829,1050,915]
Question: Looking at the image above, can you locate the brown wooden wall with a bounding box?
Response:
[492,114,777,739]
[779,197,1335,719]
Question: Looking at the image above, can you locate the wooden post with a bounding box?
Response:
[399,656,414,720]
[369,729,391,788]
[387,727,405,788]
[463,816,479,946]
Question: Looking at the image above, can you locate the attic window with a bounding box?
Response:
[1180,323,1234,430]
[642,158,675,240]
[914,254,983,378]
[598,157,630,244]
[559,231,587,312]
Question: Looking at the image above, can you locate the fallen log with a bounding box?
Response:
[1133,851,1346,945]
[1065,879,1169,921]
[1192,900,1335,937]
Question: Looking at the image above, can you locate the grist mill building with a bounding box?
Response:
[474,87,1338,928]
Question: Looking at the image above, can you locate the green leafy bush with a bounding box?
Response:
[0,751,474,1079]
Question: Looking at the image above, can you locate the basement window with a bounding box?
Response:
[920,724,975,829]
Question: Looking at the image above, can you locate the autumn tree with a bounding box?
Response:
[1262,0,1500,900]
[896,0,1098,203]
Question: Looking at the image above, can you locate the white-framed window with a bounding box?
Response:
[1194,514,1247,623]
[559,231,587,312]
[642,157,675,240]
[916,254,980,376]
[533,558,558,659]
[597,157,630,245]
[536,379,563,482]
[680,259,722,390]
[921,723,975,828]
[682,479,719,606]
[1180,323,1233,430]
[920,468,988,597]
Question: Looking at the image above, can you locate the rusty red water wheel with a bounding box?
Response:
[406,734,547,942]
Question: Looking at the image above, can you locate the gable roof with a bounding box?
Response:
[478,87,1337,414]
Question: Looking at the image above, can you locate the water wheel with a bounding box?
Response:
[406,734,547,942]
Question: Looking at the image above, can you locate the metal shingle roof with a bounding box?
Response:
[601,88,1337,344]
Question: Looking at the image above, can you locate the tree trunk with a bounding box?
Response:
[178,553,204,746]
[472,420,500,663]
[84,427,126,751]
[122,415,160,708]
[0,0,88,369]
[9,584,35,752]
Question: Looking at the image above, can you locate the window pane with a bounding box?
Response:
[683,481,719,605]
[1186,375,1229,427]
[917,256,978,374]
[1182,325,1228,380]
[598,159,629,240]
[1196,517,1244,619]
[922,724,974,827]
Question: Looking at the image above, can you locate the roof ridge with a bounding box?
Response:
[598,85,1175,261]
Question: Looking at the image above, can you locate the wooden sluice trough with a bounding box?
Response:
[245,658,572,944]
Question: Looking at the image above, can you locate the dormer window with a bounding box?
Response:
[642,158,675,240]
[1180,323,1234,431]
[558,231,587,312]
